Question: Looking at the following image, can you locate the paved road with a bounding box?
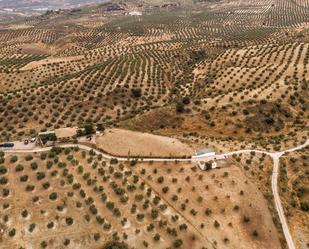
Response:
[2,139,309,249]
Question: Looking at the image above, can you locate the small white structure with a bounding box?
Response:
[38,131,56,136]
[129,11,142,16]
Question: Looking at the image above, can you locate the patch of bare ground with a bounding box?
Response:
[96,128,193,157]
[55,127,78,139]
[18,43,53,55]
[20,55,84,71]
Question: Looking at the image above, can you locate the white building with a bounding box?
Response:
[197,160,217,171]
[128,11,142,16]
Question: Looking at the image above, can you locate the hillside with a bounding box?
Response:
[0,0,308,249]
[0,148,282,249]
[0,0,308,151]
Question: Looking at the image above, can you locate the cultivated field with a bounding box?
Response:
[0,148,282,249]
[0,0,308,248]
[0,0,307,152]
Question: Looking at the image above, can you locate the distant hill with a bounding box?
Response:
[0,0,109,16]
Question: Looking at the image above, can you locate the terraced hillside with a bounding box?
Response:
[0,0,308,149]
[0,1,309,249]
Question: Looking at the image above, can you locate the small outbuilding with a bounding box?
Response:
[197,158,228,171]
[197,160,217,170]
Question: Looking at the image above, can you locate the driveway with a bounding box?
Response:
[2,141,37,151]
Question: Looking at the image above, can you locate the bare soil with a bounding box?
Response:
[20,55,83,71]
[96,128,194,157]
[18,43,52,55]
[55,127,77,139]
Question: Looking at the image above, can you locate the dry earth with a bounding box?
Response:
[55,127,78,139]
[96,128,194,157]
[20,55,84,71]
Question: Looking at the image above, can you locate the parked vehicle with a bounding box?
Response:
[0,143,14,148]
[24,140,29,145]
[30,138,36,143]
